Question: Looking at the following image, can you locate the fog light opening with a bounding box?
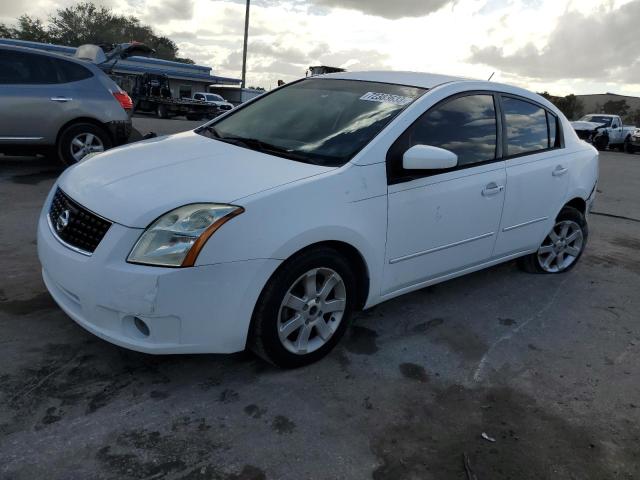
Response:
[134,317,150,337]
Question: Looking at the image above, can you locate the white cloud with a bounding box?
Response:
[2,0,639,95]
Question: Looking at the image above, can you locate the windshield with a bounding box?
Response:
[206,94,223,102]
[197,78,426,166]
[579,115,612,127]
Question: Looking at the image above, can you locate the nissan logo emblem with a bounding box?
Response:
[56,209,70,232]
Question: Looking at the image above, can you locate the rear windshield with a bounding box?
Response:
[198,78,426,166]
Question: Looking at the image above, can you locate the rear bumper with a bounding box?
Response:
[106,120,132,146]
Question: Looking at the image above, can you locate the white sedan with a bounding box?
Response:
[38,71,599,367]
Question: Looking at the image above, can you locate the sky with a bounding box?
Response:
[1,0,640,96]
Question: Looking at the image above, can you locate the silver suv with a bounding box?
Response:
[0,45,132,165]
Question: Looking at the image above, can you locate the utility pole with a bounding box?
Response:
[241,0,250,89]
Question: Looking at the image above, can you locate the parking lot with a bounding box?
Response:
[1,119,639,479]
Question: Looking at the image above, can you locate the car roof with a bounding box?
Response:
[320,70,470,89]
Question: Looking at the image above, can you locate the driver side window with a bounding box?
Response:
[387,93,498,183]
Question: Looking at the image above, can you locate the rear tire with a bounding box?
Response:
[56,123,111,166]
[624,137,633,154]
[518,206,588,274]
[157,105,169,119]
[249,247,357,368]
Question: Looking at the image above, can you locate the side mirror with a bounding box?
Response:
[403,145,458,170]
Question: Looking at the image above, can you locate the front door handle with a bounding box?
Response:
[50,97,72,102]
[482,182,504,196]
[552,166,568,176]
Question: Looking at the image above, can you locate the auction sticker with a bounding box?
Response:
[360,92,414,106]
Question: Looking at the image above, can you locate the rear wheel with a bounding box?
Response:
[57,123,111,166]
[157,105,169,119]
[249,247,356,368]
[519,206,588,274]
[624,137,634,154]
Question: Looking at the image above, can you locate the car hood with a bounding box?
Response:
[571,121,605,131]
[58,131,334,227]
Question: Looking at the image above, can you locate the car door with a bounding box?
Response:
[0,49,71,146]
[609,117,622,144]
[383,93,506,295]
[493,95,569,257]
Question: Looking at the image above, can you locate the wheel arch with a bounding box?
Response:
[56,117,111,146]
[266,240,371,312]
[563,197,587,216]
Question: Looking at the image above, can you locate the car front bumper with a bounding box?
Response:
[37,188,280,354]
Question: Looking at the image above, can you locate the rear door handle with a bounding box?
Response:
[50,97,72,102]
[482,182,504,196]
[552,166,568,176]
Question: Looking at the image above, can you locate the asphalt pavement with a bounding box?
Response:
[0,126,639,479]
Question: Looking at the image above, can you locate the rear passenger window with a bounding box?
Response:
[406,94,498,166]
[51,58,93,83]
[502,97,549,156]
[0,50,58,84]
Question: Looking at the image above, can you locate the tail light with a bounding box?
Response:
[113,91,133,110]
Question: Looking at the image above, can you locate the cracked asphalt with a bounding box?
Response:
[1,122,639,479]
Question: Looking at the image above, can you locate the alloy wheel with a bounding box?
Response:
[277,267,347,355]
[70,133,104,162]
[537,220,584,273]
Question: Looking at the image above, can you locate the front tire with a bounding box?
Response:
[593,135,608,151]
[57,123,111,166]
[249,247,357,368]
[519,206,588,274]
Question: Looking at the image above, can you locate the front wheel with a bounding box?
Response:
[519,206,588,274]
[249,247,356,368]
[593,135,608,151]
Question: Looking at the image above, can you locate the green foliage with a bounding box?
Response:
[624,109,640,126]
[0,2,194,64]
[602,99,630,117]
[538,92,585,120]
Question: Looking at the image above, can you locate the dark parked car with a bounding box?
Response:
[0,44,132,165]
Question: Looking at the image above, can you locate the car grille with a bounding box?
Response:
[48,188,112,254]
[219,105,232,110]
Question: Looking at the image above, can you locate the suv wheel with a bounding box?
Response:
[249,247,356,368]
[519,206,588,274]
[57,123,112,166]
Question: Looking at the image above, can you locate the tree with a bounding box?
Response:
[625,109,640,126]
[0,2,194,63]
[602,99,630,118]
[537,92,584,120]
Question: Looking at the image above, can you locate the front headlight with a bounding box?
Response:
[127,203,244,267]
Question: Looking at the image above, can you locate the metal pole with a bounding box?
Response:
[241,0,250,89]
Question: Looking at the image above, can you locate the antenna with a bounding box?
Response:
[488,72,495,81]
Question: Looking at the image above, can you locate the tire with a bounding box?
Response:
[249,246,357,368]
[518,206,588,274]
[157,105,169,119]
[593,135,608,151]
[56,122,112,166]
[624,137,634,154]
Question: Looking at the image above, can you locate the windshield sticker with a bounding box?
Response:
[360,92,414,106]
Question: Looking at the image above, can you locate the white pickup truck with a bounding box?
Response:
[571,114,636,152]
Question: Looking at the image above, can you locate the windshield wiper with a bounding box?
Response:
[197,127,315,164]
[223,136,312,163]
